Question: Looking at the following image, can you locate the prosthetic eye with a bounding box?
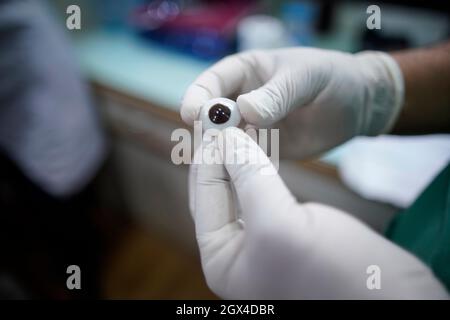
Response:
[209,104,231,124]
[200,98,241,131]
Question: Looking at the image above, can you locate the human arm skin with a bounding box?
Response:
[391,41,450,134]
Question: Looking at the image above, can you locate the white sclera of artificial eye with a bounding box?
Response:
[199,97,241,131]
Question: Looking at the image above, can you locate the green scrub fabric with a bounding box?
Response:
[386,162,450,292]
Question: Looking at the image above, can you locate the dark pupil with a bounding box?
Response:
[208,104,231,124]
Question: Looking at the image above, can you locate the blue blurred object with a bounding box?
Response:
[281,1,319,46]
[144,27,230,61]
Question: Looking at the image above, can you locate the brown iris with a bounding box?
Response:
[208,104,231,124]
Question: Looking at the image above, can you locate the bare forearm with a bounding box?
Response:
[391,41,450,134]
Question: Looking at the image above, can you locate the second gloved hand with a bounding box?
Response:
[181,48,404,159]
[189,128,447,299]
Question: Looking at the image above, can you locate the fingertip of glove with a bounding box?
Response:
[180,83,213,125]
[180,108,195,126]
[237,93,272,127]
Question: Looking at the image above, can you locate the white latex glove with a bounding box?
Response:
[189,128,448,299]
[181,48,404,158]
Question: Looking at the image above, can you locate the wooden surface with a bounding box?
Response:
[92,81,187,126]
[101,224,217,299]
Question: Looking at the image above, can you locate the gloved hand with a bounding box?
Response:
[181,48,404,158]
[189,128,448,299]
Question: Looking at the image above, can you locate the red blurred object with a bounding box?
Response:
[132,1,254,33]
[164,3,252,35]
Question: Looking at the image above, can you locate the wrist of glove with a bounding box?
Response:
[355,51,404,136]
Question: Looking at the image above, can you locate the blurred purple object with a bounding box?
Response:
[130,1,256,60]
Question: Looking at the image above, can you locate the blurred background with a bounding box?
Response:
[0,0,448,299]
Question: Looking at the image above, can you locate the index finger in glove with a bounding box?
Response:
[180,51,269,125]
